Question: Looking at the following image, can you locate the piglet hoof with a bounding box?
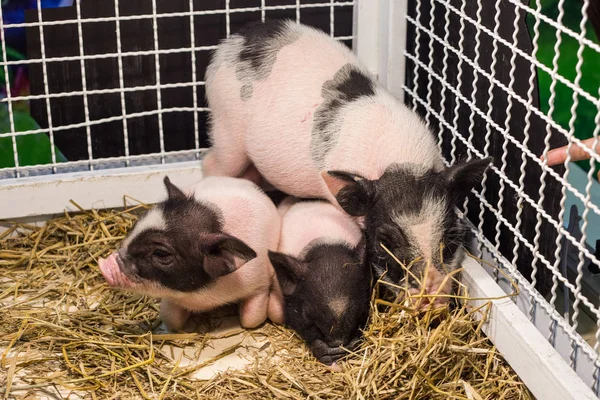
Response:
[153,322,170,335]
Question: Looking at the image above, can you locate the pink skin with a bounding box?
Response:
[203,23,443,201]
[202,22,446,300]
[277,198,363,257]
[406,266,451,311]
[541,138,600,182]
[97,176,284,331]
[98,252,133,288]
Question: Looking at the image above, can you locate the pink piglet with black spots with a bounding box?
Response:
[98,176,284,331]
[202,19,492,308]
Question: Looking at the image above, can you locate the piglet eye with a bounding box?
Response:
[379,237,392,249]
[153,249,171,258]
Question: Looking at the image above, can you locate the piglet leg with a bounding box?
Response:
[239,293,269,329]
[202,112,251,179]
[160,299,191,332]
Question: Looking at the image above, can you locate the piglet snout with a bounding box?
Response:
[116,249,138,275]
[311,339,349,365]
[408,280,451,311]
[401,263,454,311]
[98,252,134,288]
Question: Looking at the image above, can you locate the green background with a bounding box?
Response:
[527,0,600,175]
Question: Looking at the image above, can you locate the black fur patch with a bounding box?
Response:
[160,194,222,234]
[122,194,225,292]
[233,19,299,100]
[334,67,376,102]
[271,242,371,364]
[124,228,214,292]
[311,63,375,165]
[361,160,488,292]
[236,19,288,75]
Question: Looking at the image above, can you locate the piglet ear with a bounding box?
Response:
[321,170,374,217]
[163,176,187,201]
[202,233,257,278]
[444,157,492,200]
[268,250,306,296]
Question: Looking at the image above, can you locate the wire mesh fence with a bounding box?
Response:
[403,0,600,391]
[0,0,354,179]
[2,0,600,394]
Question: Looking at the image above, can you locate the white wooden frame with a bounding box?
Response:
[463,256,597,399]
[0,162,201,221]
[353,0,408,102]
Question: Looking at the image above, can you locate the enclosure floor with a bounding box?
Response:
[155,307,273,380]
[0,208,534,399]
[1,305,275,399]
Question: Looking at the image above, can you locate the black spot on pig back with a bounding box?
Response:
[336,68,375,102]
[311,64,375,167]
[233,19,299,100]
[237,20,288,74]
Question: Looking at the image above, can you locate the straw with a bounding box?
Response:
[0,202,533,399]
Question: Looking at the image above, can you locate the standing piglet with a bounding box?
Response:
[98,176,283,331]
[268,197,371,365]
[202,20,491,307]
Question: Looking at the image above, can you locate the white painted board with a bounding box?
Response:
[462,256,598,400]
[0,162,202,220]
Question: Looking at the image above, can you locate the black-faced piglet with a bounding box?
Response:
[98,176,284,331]
[268,197,371,366]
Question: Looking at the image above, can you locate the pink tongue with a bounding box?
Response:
[98,252,133,288]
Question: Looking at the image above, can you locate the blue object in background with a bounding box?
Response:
[2,0,74,54]
[565,165,600,249]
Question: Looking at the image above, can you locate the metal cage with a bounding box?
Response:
[1,1,599,398]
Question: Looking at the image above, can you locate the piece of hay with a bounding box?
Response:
[0,202,533,399]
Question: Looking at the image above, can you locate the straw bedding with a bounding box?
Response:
[0,202,533,399]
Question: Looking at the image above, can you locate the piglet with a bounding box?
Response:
[202,19,491,307]
[268,197,371,365]
[98,176,284,331]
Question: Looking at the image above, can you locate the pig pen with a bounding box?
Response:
[0,0,599,399]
